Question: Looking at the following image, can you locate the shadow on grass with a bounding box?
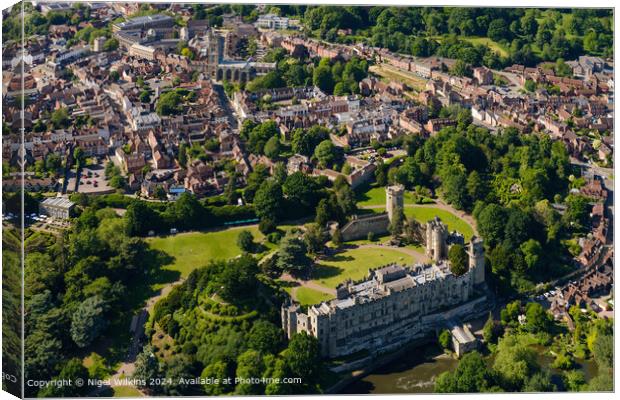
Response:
[312,263,344,280]
[278,280,301,288]
[324,254,355,263]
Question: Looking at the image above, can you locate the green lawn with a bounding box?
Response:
[355,185,415,207]
[296,287,333,306]
[112,386,143,397]
[460,36,509,57]
[146,227,272,277]
[312,247,415,289]
[404,207,474,240]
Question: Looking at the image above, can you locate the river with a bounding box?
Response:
[341,342,599,394]
[340,344,458,394]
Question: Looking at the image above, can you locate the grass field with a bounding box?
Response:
[296,287,333,306]
[312,247,415,289]
[404,207,474,239]
[146,227,272,277]
[356,185,416,207]
[112,386,143,397]
[460,36,509,57]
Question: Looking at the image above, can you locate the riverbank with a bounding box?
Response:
[326,335,438,394]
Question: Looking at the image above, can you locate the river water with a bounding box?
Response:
[340,343,598,394]
[340,344,458,394]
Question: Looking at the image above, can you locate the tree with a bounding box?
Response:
[563,370,586,392]
[39,358,90,397]
[283,332,322,383]
[201,361,231,396]
[235,350,266,394]
[315,199,330,226]
[313,64,334,93]
[248,320,284,354]
[524,79,537,92]
[51,107,69,129]
[254,179,284,221]
[276,231,311,274]
[563,194,590,231]
[438,329,451,350]
[466,170,485,201]
[435,351,496,393]
[264,136,281,160]
[476,204,508,248]
[448,244,468,276]
[156,90,184,116]
[493,334,539,390]
[520,239,542,271]
[441,164,469,209]
[70,295,108,348]
[523,371,555,392]
[331,227,342,247]
[180,47,195,59]
[291,125,329,156]
[592,333,613,371]
[103,38,119,51]
[133,345,161,391]
[304,223,326,255]
[483,312,500,344]
[504,209,533,250]
[283,172,320,209]
[524,302,551,333]
[450,59,470,77]
[109,70,120,82]
[139,90,151,103]
[218,256,260,302]
[500,300,521,326]
[237,230,255,253]
[487,18,509,41]
[314,139,342,169]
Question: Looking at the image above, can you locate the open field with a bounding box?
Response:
[460,36,509,57]
[311,246,417,289]
[147,226,272,277]
[296,286,333,306]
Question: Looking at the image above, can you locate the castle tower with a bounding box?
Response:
[468,236,485,285]
[426,217,448,262]
[386,185,404,222]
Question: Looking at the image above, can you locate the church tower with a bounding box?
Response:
[205,28,222,77]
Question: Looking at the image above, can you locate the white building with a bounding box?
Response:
[39,196,75,219]
[256,14,290,30]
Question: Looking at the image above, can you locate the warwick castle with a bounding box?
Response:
[282,198,488,358]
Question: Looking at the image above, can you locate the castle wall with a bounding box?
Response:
[340,214,390,241]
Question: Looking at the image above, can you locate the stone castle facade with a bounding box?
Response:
[282,218,486,358]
